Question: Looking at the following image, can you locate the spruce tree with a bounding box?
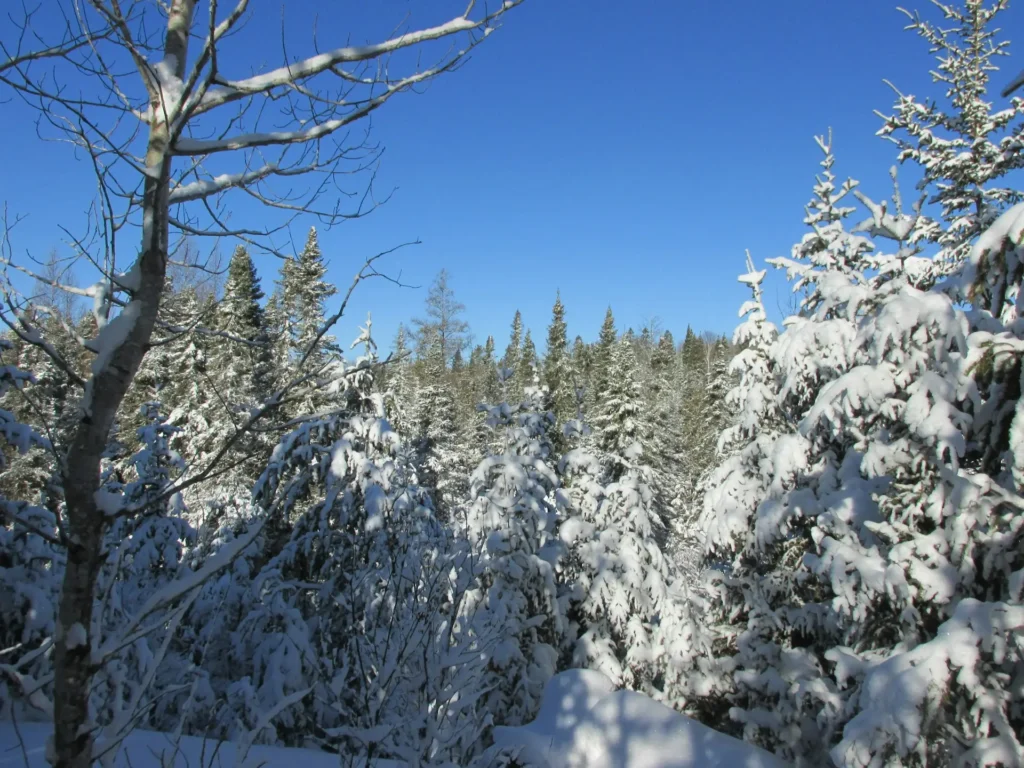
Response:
[464,383,566,726]
[593,336,647,478]
[383,323,415,434]
[216,245,272,416]
[502,310,524,401]
[543,291,574,427]
[592,307,617,400]
[518,328,538,392]
[263,286,294,395]
[414,335,468,522]
[291,226,338,369]
[879,0,1024,269]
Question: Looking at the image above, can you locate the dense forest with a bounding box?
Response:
[3,1,1024,767]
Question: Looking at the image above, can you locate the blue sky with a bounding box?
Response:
[2,0,1023,354]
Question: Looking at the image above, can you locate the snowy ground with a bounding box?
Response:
[493,670,788,768]
[0,722,402,768]
[0,672,787,767]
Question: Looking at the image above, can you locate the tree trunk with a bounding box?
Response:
[51,3,193,766]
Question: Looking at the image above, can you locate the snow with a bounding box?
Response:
[168,166,279,203]
[64,623,88,650]
[0,722,401,767]
[0,675,788,767]
[967,201,1024,270]
[492,670,788,768]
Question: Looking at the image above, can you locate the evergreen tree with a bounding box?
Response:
[165,285,224,477]
[216,245,271,409]
[241,325,488,760]
[593,337,647,478]
[518,328,538,392]
[263,286,294,394]
[414,335,469,522]
[502,310,524,402]
[0,340,60,714]
[291,226,338,366]
[879,0,1024,269]
[383,323,414,434]
[481,334,499,404]
[591,307,617,401]
[543,291,574,426]
[464,383,566,726]
[571,334,589,386]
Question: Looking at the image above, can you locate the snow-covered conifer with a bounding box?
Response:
[216,245,272,410]
[463,381,566,726]
[879,0,1024,269]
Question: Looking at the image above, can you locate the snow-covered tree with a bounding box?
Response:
[414,334,471,523]
[593,337,647,476]
[502,310,524,401]
[239,323,493,761]
[567,456,669,693]
[590,307,618,407]
[518,328,538,394]
[463,382,566,726]
[878,0,1024,269]
[0,0,526,761]
[216,245,272,411]
[382,323,415,435]
[291,227,338,365]
[0,342,60,718]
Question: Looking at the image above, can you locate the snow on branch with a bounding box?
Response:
[174,65,455,156]
[91,518,264,666]
[168,164,280,203]
[189,4,520,116]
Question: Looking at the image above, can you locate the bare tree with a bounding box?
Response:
[0,2,523,766]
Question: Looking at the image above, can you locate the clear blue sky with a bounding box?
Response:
[3,0,1023,354]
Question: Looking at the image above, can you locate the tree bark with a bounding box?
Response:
[51,3,193,766]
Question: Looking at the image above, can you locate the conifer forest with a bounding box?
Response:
[3,1,1024,766]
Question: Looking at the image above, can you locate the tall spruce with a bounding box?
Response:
[503,309,524,401]
[291,226,338,368]
[592,307,617,401]
[217,245,271,409]
[543,291,574,427]
[519,328,538,391]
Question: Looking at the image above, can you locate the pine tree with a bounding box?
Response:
[646,329,689,562]
[543,291,574,426]
[383,323,414,434]
[243,324,487,759]
[591,307,617,401]
[464,383,566,726]
[216,245,271,409]
[593,336,647,477]
[291,226,338,366]
[414,335,469,522]
[0,340,61,714]
[699,133,980,764]
[165,284,224,477]
[562,442,674,694]
[518,328,538,393]
[481,334,499,404]
[879,0,1024,269]
[502,310,523,371]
